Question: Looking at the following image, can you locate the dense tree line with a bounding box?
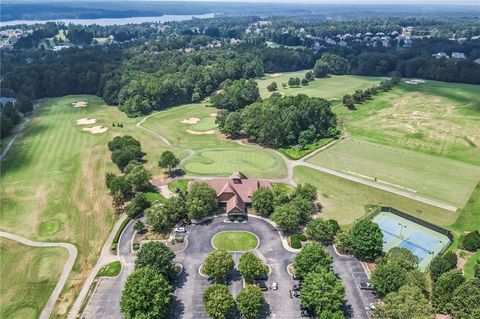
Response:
[217,94,338,149]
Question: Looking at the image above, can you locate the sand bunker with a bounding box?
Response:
[270,73,282,77]
[72,101,88,108]
[82,126,108,134]
[186,129,215,135]
[76,118,96,125]
[209,112,218,117]
[405,79,426,85]
[181,117,200,124]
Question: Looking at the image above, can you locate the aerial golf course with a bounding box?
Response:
[1,72,479,318]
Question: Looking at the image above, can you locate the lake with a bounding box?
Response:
[1,13,215,27]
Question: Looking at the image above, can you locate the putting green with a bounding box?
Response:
[183,148,286,178]
[189,117,218,132]
[212,231,259,251]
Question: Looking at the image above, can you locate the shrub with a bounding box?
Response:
[463,231,480,252]
[297,233,308,241]
[290,236,302,249]
[132,243,140,251]
[111,243,118,251]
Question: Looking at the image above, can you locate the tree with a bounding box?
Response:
[145,204,174,234]
[203,284,234,319]
[203,249,234,283]
[134,220,146,233]
[319,53,349,75]
[0,115,13,138]
[267,81,278,92]
[385,247,418,271]
[135,241,176,281]
[120,267,172,319]
[125,192,151,218]
[432,270,465,313]
[350,219,383,261]
[2,103,20,125]
[221,111,243,138]
[294,243,333,279]
[211,78,260,111]
[301,78,309,86]
[236,285,265,319]
[186,182,218,220]
[292,183,317,202]
[252,187,275,217]
[335,231,354,255]
[306,219,338,244]
[125,165,151,191]
[108,175,133,198]
[305,71,314,81]
[313,60,329,78]
[271,204,300,232]
[370,260,407,297]
[447,278,480,319]
[288,77,296,87]
[430,251,458,282]
[158,151,180,175]
[16,94,34,114]
[372,285,432,319]
[405,269,428,295]
[342,94,355,110]
[300,268,345,317]
[463,231,480,252]
[238,252,268,282]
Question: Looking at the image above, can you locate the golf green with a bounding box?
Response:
[212,231,259,251]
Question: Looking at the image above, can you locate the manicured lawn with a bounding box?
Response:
[334,80,480,166]
[279,138,334,160]
[168,178,191,193]
[257,72,385,100]
[211,231,259,251]
[144,189,166,204]
[463,252,480,279]
[142,103,287,178]
[0,238,68,319]
[450,183,480,238]
[306,138,480,208]
[189,117,218,132]
[97,261,122,277]
[293,165,457,227]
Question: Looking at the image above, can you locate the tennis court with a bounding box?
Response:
[373,210,450,270]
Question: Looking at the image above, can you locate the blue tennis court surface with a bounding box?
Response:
[373,211,450,270]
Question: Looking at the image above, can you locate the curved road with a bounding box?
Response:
[0,231,78,319]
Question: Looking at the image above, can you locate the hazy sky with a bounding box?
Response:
[140,0,479,4]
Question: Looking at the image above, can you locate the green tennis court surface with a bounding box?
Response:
[373,210,450,270]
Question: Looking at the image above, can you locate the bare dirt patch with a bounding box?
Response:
[72,101,88,108]
[186,129,215,135]
[76,118,96,125]
[180,117,200,124]
[82,126,108,134]
[270,73,282,77]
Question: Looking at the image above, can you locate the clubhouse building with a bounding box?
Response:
[203,172,272,215]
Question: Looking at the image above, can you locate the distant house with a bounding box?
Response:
[0,97,16,106]
[474,58,480,64]
[432,52,449,59]
[451,52,466,59]
[199,172,272,215]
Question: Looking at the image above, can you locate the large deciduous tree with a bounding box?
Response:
[294,243,333,279]
[385,247,419,271]
[203,284,234,319]
[300,268,345,317]
[134,242,176,281]
[306,219,338,244]
[203,249,234,283]
[370,260,407,297]
[186,182,217,220]
[430,251,458,282]
[372,285,432,319]
[432,269,465,313]
[158,151,180,175]
[238,252,268,282]
[120,267,172,319]
[350,219,383,261]
[236,285,265,319]
[252,187,275,217]
[447,278,480,319]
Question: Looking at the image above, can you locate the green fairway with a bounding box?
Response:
[334,80,480,165]
[141,103,287,178]
[257,71,385,100]
[183,148,286,178]
[0,238,68,319]
[211,231,259,251]
[307,138,480,208]
[293,165,457,226]
[189,116,218,132]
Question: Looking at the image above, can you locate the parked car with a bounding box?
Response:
[292,290,301,297]
[300,305,313,317]
[254,273,268,281]
[360,282,373,290]
[369,302,376,310]
[256,280,268,291]
[272,282,278,290]
[174,227,186,233]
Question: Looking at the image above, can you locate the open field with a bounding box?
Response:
[141,103,287,178]
[293,166,456,227]
[306,138,480,208]
[0,238,68,319]
[257,72,385,100]
[211,231,259,251]
[0,95,173,316]
[334,80,480,165]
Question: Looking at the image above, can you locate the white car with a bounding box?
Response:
[174,227,186,233]
[272,282,278,290]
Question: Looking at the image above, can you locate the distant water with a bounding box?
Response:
[1,13,215,27]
